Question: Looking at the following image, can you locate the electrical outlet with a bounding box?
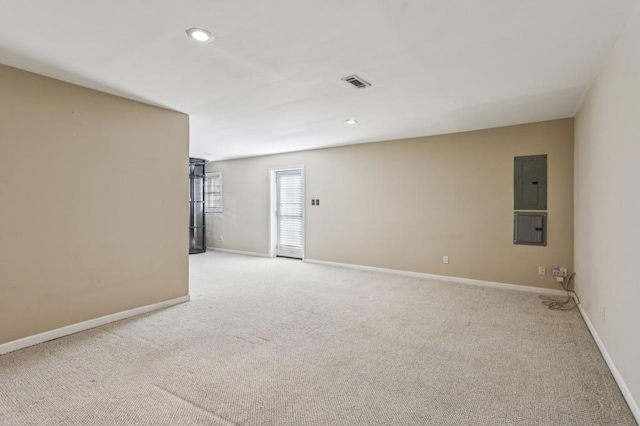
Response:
[600,306,606,322]
[552,267,568,277]
[443,256,449,264]
[538,266,546,276]
[219,235,224,242]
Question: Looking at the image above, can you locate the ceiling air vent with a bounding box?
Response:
[341,75,371,89]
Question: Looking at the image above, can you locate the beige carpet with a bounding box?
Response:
[0,251,636,425]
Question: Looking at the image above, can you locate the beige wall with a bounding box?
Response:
[208,119,573,289]
[575,5,640,414]
[0,65,189,344]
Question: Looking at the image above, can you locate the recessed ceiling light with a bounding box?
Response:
[345,119,358,124]
[185,27,214,42]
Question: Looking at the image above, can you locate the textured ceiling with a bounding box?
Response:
[0,0,637,160]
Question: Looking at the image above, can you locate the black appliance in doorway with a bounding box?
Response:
[189,158,206,254]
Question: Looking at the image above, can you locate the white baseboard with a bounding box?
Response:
[574,295,640,423]
[304,258,567,296]
[0,295,190,356]
[208,247,270,258]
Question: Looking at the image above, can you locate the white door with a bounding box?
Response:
[276,170,304,259]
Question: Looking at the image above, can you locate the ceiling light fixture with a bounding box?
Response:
[345,119,358,124]
[185,27,214,42]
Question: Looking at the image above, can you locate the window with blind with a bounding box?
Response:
[205,172,222,213]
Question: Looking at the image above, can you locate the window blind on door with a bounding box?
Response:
[277,172,303,249]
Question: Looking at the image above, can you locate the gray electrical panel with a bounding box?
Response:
[514,155,547,210]
[514,212,547,246]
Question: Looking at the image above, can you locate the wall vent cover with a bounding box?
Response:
[341,75,371,89]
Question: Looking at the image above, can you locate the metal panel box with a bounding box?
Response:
[514,212,547,246]
[514,155,547,210]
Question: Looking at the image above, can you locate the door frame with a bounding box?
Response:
[269,166,305,259]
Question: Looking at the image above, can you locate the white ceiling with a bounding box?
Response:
[0,0,637,160]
